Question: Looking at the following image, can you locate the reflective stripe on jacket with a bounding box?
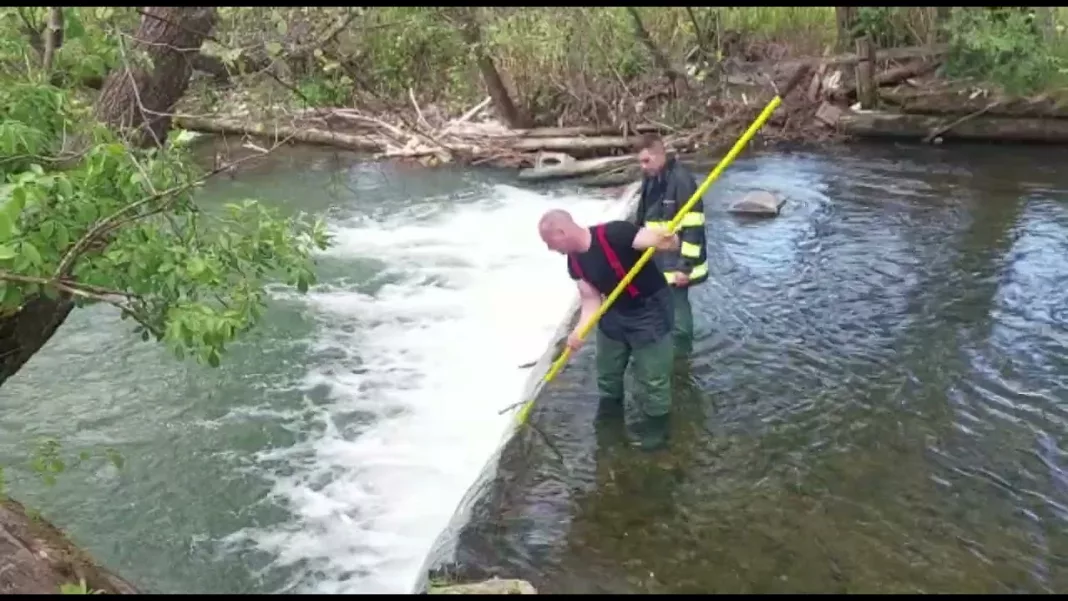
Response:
[637,157,709,286]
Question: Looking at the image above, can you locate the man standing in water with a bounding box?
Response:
[635,134,709,356]
[537,209,679,452]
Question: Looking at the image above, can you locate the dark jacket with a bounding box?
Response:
[636,157,709,286]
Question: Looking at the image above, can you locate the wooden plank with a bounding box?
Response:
[838,110,1068,144]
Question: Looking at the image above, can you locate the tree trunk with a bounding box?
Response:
[1033,7,1057,44]
[625,7,689,92]
[40,7,63,74]
[934,7,953,42]
[838,110,1068,144]
[450,8,531,130]
[853,36,877,110]
[94,6,218,149]
[835,7,858,51]
[0,7,217,389]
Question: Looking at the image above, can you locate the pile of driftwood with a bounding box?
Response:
[175,41,1068,189]
[834,83,1068,144]
[175,96,665,184]
[175,91,825,187]
[807,38,1068,144]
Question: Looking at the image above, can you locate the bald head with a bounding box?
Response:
[538,209,588,254]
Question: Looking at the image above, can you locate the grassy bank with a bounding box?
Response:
[189,7,1068,119]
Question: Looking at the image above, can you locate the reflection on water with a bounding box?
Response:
[446,144,1068,593]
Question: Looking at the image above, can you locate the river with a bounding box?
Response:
[0,147,629,594]
[443,143,1068,594]
[2,143,1068,594]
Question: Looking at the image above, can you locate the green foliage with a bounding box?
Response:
[27,438,125,487]
[0,8,126,84]
[944,8,1062,94]
[295,49,353,108]
[852,7,920,49]
[0,12,331,374]
[351,7,472,103]
[59,578,104,594]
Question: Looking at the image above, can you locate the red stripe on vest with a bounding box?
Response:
[596,224,639,298]
[569,253,585,281]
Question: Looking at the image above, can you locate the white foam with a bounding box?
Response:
[232,183,631,593]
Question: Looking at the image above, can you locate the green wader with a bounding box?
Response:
[670,285,694,356]
[594,287,676,451]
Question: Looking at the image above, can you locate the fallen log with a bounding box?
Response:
[827,59,942,102]
[174,115,644,161]
[513,125,659,138]
[506,135,636,152]
[517,155,633,182]
[880,86,1068,119]
[741,43,949,78]
[572,167,642,189]
[174,116,386,152]
[441,122,660,139]
[838,109,1068,144]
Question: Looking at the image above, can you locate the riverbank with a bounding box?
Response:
[174,40,1068,190]
[0,497,136,594]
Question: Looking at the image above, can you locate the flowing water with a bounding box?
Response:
[443,143,1068,594]
[3,142,1068,594]
[0,147,630,594]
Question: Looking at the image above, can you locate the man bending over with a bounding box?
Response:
[538,209,678,452]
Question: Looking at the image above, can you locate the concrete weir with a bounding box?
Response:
[411,181,643,593]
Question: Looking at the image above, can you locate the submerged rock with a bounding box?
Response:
[728,190,785,217]
[0,497,137,594]
[429,577,537,595]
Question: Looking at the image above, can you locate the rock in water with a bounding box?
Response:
[728,190,784,217]
[0,497,137,594]
[430,578,537,595]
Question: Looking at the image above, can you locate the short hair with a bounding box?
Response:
[538,208,574,231]
[635,132,664,153]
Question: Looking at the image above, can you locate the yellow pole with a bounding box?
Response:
[516,65,811,427]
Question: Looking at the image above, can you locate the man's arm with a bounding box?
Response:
[672,169,706,274]
[572,278,603,339]
[632,225,679,252]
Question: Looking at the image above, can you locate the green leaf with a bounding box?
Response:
[0,213,12,241]
[266,41,283,56]
[106,448,124,470]
[0,245,16,260]
[7,186,27,216]
[63,8,86,40]
[20,241,42,268]
[56,177,73,198]
[0,284,22,309]
[186,257,207,278]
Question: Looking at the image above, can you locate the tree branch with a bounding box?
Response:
[41,7,64,74]
[54,128,303,278]
[0,270,159,336]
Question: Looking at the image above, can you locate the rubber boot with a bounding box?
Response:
[632,413,670,452]
[595,397,625,421]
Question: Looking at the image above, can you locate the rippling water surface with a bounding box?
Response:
[0,147,630,594]
[447,143,1068,594]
